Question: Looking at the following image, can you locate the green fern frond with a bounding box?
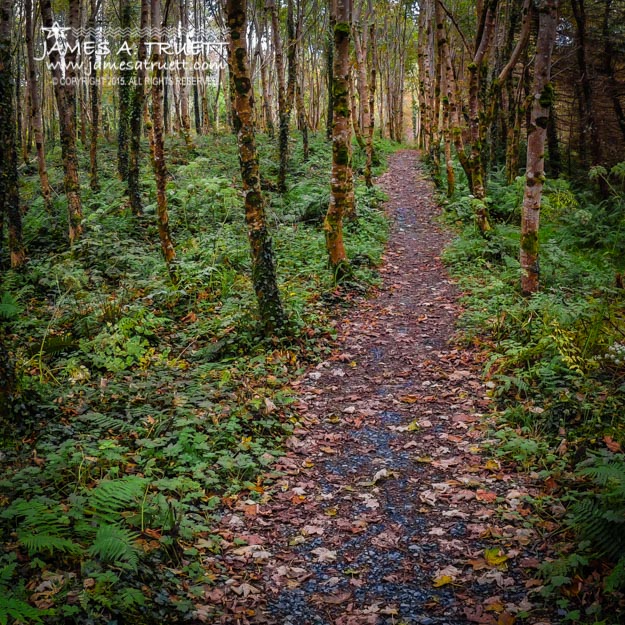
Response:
[87,525,140,571]
[87,476,147,523]
[0,596,49,625]
[606,556,625,593]
[78,412,132,434]
[17,532,82,556]
[0,292,21,322]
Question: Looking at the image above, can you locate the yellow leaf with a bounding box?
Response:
[432,575,454,587]
[484,548,508,567]
[399,395,420,403]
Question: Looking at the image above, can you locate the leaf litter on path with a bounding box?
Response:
[194,151,558,625]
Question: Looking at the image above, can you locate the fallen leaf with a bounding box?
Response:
[484,548,508,568]
[311,547,337,563]
[476,490,498,503]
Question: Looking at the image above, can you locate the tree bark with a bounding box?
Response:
[117,0,133,180]
[128,0,150,214]
[225,0,285,333]
[0,0,25,268]
[149,0,176,265]
[267,0,290,192]
[88,0,101,191]
[25,0,52,211]
[520,0,558,295]
[324,0,353,280]
[40,0,83,243]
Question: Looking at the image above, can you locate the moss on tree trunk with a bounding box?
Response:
[226,0,285,334]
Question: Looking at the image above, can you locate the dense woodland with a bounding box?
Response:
[1,0,625,622]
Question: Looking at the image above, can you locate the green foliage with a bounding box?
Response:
[443,153,625,623]
[0,131,395,624]
[570,452,625,564]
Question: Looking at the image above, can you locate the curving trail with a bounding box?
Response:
[201,151,555,625]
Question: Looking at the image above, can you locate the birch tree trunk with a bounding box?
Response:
[225,0,285,333]
[324,0,353,280]
[520,0,558,295]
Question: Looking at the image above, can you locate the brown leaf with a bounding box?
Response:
[476,489,498,503]
[604,436,622,452]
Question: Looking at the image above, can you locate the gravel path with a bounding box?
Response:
[200,151,556,625]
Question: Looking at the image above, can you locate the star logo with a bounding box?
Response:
[41,22,71,41]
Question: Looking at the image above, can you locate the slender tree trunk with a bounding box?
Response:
[324,0,353,280]
[149,0,176,265]
[225,0,285,333]
[128,0,149,214]
[267,0,290,192]
[291,2,308,160]
[117,0,133,180]
[0,0,25,267]
[88,0,100,191]
[25,0,52,211]
[366,16,376,184]
[353,7,372,176]
[178,0,194,150]
[520,0,558,295]
[258,22,274,137]
[326,14,335,140]
[41,0,83,243]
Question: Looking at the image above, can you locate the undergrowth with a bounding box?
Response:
[0,132,395,623]
[439,159,625,624]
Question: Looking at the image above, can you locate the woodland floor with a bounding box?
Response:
[199,151,558,625]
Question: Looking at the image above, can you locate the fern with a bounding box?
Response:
[18,532,82,556]
[5,500,81,557]
[87,525,140,571]
[571,453,625,563]
[0,292,21,322]
[87,476,147,523]
[78,411,132,434]
[0,597,48,625]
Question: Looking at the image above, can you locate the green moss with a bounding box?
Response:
[334,21,351,37]
[521,230,539,256]
[539,82,555,108]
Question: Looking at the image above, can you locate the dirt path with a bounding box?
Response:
[201,151,554,625]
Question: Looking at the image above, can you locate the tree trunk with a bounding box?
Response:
[225,0,285,334]
[325,14,334,140]
[149,0,176,265]
[25,0,52,211]
[435,0,456,194]
[366,17,376,186]
[293,8,308,160]
[520,0,558,295]
[571,0,602,172]
[117,0,132,181]
[0,0,25,268]
[178,0,194,150]
[88,0,100,191]
[324,0,353,280]
[267,0,290,192]
[40,0,83,243]
[128,0,150,214]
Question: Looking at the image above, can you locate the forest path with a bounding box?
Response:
[204,151,553,625]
